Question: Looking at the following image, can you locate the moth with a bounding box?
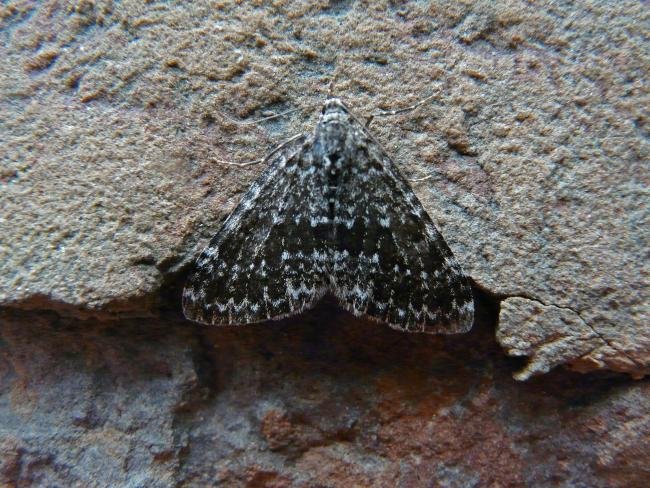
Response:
[183,98,474,334]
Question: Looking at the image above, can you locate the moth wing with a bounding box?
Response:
[331,133,474,334]
[183,136,331,325]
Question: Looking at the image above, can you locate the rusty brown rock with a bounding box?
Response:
[0,302,648,486]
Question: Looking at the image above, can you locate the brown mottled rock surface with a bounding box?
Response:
[1,299,649,487]
[1,0,648,486]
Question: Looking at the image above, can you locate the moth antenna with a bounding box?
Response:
[210,133,305,168]
[220,107,302,126]
[365,93,440,128]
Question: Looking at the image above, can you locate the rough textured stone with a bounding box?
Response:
[1,0,647,376]
[498,297,647,381]
[1,302,649,487]
[1,0,649,485]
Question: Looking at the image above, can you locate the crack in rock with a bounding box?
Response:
[496,294,648,381]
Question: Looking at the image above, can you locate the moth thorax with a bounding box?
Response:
[318,122,350,165]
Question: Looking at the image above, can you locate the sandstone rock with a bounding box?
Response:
[1,0,648,485]
[498,297,647,381]
[0,304,648,487]
[2,0,647,377]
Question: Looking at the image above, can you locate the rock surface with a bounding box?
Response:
[1,0,648,485]
[1,300,649,487]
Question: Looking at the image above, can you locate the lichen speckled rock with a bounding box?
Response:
[1,0,649,485]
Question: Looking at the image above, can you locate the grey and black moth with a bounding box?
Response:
[183,98,474,334]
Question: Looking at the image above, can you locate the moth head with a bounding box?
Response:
[321,98,350,121]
